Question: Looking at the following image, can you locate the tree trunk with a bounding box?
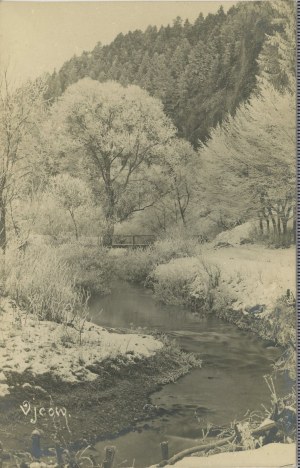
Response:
[281,218,287,235]
[10,201,20,237]
[258,212,264,234]
[103,182,116,247]
[277,215,281,236]
[178,201,186,227]
[102,217,115,247]
[267,207,277,234]
[280,214,289,246]
[69,210,78,241]
[293,208,296,243]
[0,201,6,252]
[174,200,178,224]
[176,184,189,227]
[262,209,270,233]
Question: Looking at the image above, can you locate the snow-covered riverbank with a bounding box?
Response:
[0,296,162,397]
[0,293,200,453]
[151,224,295,346]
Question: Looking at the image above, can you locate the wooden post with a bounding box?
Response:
[234,424,242,444]
[31,429,41,459]
[132,235,136,246]
[103,446,115,468]
[61,449,71,466]
[89,454,97,467]
[55,444,63,466]
[0,440,3,468]
[160,441,169,461]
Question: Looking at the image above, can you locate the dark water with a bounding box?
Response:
[89,281,291,467]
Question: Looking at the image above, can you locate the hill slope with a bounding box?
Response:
[45,2,275,146]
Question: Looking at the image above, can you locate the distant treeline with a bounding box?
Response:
[44,2,275,146]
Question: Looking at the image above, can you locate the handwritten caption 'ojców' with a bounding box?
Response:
[20,400,70,426]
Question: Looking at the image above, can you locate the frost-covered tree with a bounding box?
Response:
[49,79,176,245]
[50,174,92,240]
[258,0,296,92]
[162,139,197,227]
[198,83,295,238]
[0,74,46,250]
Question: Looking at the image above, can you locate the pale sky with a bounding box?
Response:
[0,1,241,84]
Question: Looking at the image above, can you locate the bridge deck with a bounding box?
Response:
[112,243,151,248]
[111,234,156,248]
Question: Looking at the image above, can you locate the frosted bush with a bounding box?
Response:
[151,258,201,305]
[153,237,201,262]
[114,247,155,283]
[115,236,202,284]
[189,273,210,307]
[4,243,86,323]
[151,257,224,309]
[57,242,114,294]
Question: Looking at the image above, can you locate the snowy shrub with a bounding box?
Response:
[57,243,114,295]
[151,256,228,310]
[151,258,201,305]
[189,271,212,309]
[269,294,296,346]
[268,294,296,380]
[153,236,201,261]
[115,236,201,284]
[4,243,87,323]
[114,247,155,283]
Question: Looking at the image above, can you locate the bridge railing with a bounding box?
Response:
[112,234,156,247]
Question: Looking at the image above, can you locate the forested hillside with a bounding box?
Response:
[44,2,275,146]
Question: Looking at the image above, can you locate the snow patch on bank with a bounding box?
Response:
[161,442,295,467]
[204,244,295,314]
[0,297,162,396]
[213,221,255,247]
[153,242,295,316]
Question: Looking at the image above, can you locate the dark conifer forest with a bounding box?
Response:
[45,2,274,146]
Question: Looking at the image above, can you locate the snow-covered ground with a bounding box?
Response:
[208,222,295,312]
[203,243,295,314]
[153,230,295,317]
[161,442,296,468]
[0,297,162,397]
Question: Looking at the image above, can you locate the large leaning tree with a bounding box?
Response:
[0,74,46,251]
[50,78,176,245]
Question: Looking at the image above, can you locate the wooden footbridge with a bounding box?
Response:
[112,234,156,248]
[110,233,207,248]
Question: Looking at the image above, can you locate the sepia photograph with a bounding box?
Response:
[0,1,297,467]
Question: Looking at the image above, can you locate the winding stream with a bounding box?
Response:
[89,281,291,467]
